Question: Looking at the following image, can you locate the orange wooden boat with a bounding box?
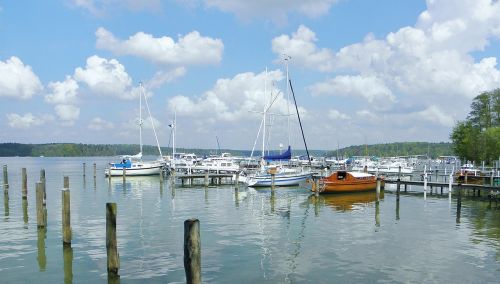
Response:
[312,171,383,193]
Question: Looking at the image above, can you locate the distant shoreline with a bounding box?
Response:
[0,142,453,158]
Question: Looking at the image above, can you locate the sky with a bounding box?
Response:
[1,0,500,152]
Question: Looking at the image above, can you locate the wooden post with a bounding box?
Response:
[22,198,28,224]
[40,169,46,205]
[37,227,47,271]
[4,189,9,217]
[62,177,71,245]
[396,167,401,201]
[271,173,276,190]
[36,182,46,228]
[83,163,86,177]
[423,172,428,200]
[93,163,96,179]
[435,169,439,183]
[122,167,126,182]
[184,218,201,284]
[456,184,462,224]
[3,165,8,191]
[106,203,120,277]
[235,172,240,187]
[204,171,209,187]
[62,189,71,245]
[63,245,73,284]
[376,178,381,201]
[22,168,27,199]
[448,174,453,202]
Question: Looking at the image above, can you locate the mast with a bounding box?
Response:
[139,83,143,157]
[289,79,311,166]
[262,67,268,158]
[172,112,176,170]
[284,54,291,147]
[141,83,163,157]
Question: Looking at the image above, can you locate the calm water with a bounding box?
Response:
[1,157,499,283]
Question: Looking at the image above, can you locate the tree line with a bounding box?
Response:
[450,89,500,165]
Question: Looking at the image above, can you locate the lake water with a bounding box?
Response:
[1,157,499,283]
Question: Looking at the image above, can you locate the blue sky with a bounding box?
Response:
[1,0,499,151]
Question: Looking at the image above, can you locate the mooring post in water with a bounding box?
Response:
[376,177,381,201]
[184,218,201,284]
[204,171,209,187]
[271,173,276,190]
[62,176,71,246]
[3,165,9,191]
[22,168,27,199]
[456,183,462,223]
[40,169,46,205]
[448,174,453,202]
[424,172,428,200]
[83,163,86,177]
[106,202,120,277]
[122,167,126,182]
[235,172,239,187]
[36,182,46,228]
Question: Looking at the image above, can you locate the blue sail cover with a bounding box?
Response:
[264,146,292,161]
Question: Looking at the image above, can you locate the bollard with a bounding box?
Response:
[106,203,120,277]
[40,169,46,205]
[62,179,71,245]
[448,174,453,202]
[424,173,428,200]
[3,165,9,191]
[184,219,201,284]
[36,182,46,228]
[21,168,27,199]
[62,189,71,245]
[271,173,276,190]
[376,178,381,201]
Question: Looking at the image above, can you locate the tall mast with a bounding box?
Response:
[141,84,163,157]
[284,54,291,147]
[139,83,143,156]
[262,67,267,158]
[172,112,176,170]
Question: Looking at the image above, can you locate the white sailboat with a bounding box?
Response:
[246,59,312,187]
[105,84,164,176]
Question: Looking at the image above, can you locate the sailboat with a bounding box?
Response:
[105,84,164,176]
[246,59,312,187]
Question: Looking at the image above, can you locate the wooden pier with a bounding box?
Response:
[174,172,239,186]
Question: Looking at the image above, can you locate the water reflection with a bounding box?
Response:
[4,191,9,217]
[37,228,47,271]
[22,199,28,226]
[309,191,384,213]
[63,245,73,284]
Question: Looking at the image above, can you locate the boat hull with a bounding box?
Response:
[247,172,312,187]
[321,181,378,193]
[105,166,162,176]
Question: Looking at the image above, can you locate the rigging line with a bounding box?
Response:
[289,79,311,166]
[250,115,265,160]
[141,84,163,157]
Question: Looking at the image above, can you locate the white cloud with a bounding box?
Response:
[272,25,334,72]
[96,27,224,66]
[0,56,43,99]
[88,117,115,130]
[309,75,395,109]
[145,67,187,89]
[74,55,135,99]
[167,69,290,122]
[415,105,455,127]
[6,113,54,129]
[55,104,80,124]
[328,109,350,120]
[192,0,338,23]
[45,76,79,105]
[70,0,162,15]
